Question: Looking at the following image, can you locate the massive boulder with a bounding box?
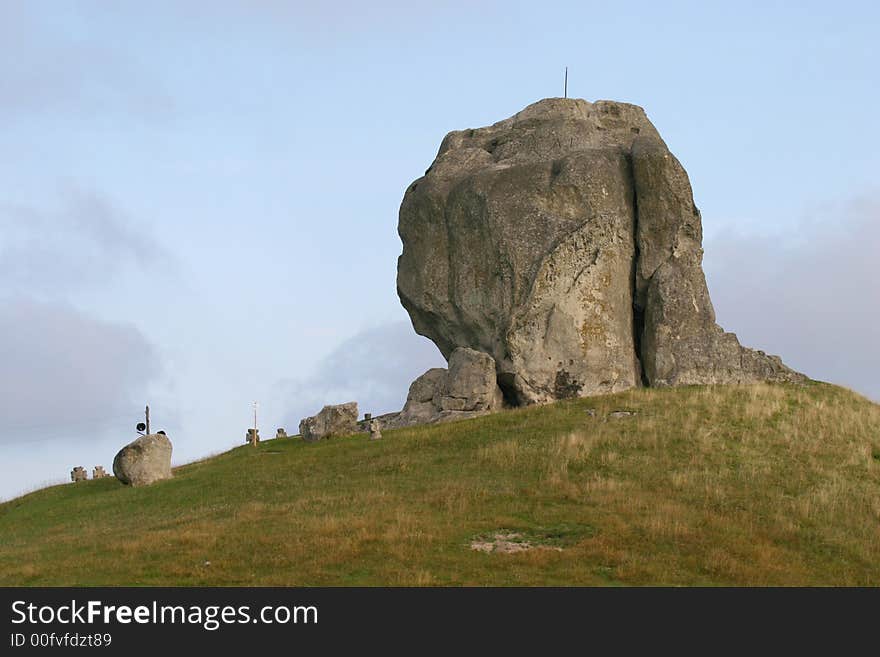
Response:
[113,433,173,487]
[392,347,504,428]
[299,402,359,442]
[397,98,803,405]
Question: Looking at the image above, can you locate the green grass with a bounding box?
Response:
[1,381,879,586]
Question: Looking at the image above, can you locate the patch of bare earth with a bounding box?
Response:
[470,532,563,554]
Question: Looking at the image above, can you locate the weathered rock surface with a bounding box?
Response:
[630,136,802,387]
[391,347,504,428]
[436,347,504,412]
[397,368,447,427]
[299,402,358,442]
[397,97,803,405]
[113,433,173,487]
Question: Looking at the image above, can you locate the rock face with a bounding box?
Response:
[438,348,504,412]
[392,347,504,427]
[397,98,803,405]
[396,368,447,426]
[299,402,358,442]
[113,433,173,487]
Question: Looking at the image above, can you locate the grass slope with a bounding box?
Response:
[1,382,879,586]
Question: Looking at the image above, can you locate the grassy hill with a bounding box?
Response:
[1,382,879,586]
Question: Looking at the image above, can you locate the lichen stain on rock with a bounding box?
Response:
[579,322,606,353]
[554,369,583,399]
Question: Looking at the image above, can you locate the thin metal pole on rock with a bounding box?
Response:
[145,405,150,435]
[564,66,568,98]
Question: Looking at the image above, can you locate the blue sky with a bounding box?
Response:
[1,1,878,500]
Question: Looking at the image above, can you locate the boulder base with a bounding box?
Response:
[391,347,504,428]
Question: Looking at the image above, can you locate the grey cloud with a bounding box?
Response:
[704,196,880,401]
[275,321,445,428]
[0,189,175,295]
[0,297,161,440]
[0,188,172,443]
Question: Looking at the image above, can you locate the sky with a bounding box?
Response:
[1,1,878,500]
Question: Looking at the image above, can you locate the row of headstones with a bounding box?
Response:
[244,427,290,444]
[70,466,111,482]
[244,415,383,444]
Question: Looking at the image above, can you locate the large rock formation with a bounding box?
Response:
[299,402,359,442]
[113,433,173,487]
[397,98,803,405]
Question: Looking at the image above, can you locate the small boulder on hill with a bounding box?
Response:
[113,433,173,487]
[299,402,358,442]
